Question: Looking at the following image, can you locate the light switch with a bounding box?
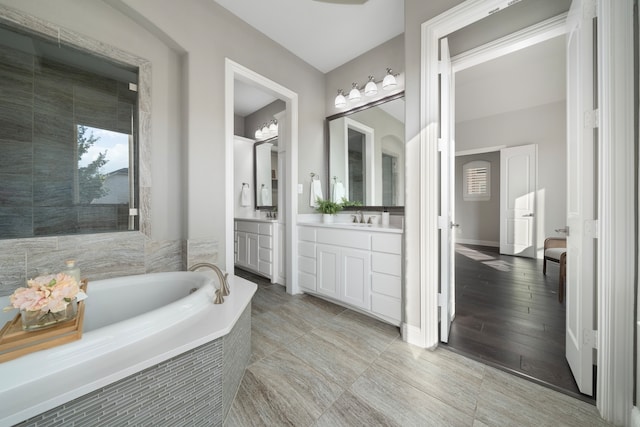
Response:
[297,184,303,194]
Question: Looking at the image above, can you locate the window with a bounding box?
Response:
[463,160,491,201]
[0,21,138,238]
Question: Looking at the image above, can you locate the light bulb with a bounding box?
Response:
[348,83,361,101]
[335,89,347,108]
[255,128,262,139]
[382,68,397,90]
[261,123,269,136]
[269,120,278,133]
[364,76,377,96]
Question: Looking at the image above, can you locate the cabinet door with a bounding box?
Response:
[317,244,340,299]
[247,233,259,271]
[236,231,248,267]
[340,248,371,310]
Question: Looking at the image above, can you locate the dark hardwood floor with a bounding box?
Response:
[444,244,595,403]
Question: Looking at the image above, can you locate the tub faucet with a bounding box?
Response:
[188,263,230,301]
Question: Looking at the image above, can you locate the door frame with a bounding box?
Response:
[418,0,635,422]
[225,59,300,295]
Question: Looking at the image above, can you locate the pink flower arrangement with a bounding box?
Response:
[5,273,80,314]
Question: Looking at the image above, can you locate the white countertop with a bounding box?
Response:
[235,217,279,223]
[297,221,403,234]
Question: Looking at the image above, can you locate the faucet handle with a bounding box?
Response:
[214,289,224,304]
[220,272,230,296]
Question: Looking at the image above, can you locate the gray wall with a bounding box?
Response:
[455,152,500,246]
[243,100,286,140]
[0,0,326,274]
[456,101,567,255]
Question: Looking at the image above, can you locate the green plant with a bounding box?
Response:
[340,198,362,208]
[315,198,342,215]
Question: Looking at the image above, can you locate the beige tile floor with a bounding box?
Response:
[225,276,609,427]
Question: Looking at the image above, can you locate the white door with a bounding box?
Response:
[340,248,371,310]
[565,0,596,396]
[500,145,537,258]
[247,233,259,271]
[439,37,455,343]
[317,244,340,299]
[237,231,248,268]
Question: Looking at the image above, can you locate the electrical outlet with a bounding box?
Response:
[297,184,303,194]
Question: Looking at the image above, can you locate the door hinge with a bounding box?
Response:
[584,219,598,238]
[584,109,599,129]
[129,208,139,216]
[437,216,447,229]
[128,83,138,92]
[584,329,598,349]
[437,138,446,152]
[437,292,445,307]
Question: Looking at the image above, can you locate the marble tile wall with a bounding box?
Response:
[0,232,185,296]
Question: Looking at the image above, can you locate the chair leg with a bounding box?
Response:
[558,253,567,303]
[543,258,547,275]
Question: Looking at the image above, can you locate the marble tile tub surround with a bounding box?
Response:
[0,232,184,296]
[227,270,609,426]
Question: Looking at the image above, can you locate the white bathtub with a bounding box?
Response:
[0,271,257,426]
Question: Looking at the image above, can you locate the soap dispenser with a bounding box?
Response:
[64,259,81,284]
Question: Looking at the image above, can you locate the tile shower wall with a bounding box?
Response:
[0,39,137,239]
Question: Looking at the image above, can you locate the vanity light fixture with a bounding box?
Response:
[255,127,263,139]
[334,89,347,108]
[364,75,378,96]
[261,123,269,136]
[334,68,400,109]
[268,119,278,134]
[348,83,361,101]
[382,68,398,90]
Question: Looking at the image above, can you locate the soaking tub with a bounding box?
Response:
[0,271,257,426]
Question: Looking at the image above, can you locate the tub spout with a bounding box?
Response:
[188,263,230,299]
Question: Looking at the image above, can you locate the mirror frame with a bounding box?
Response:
[325,91,405,212]
[253,136,278,210]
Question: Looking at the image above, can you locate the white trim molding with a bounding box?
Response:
[595,0,635,424]
[225,59,300,295]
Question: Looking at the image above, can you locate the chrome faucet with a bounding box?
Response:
[188,262,230,303]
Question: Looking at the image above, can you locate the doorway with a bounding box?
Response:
[225,59,300,295]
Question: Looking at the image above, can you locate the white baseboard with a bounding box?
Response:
[402,323,426,348]
[455,238,499,247]
[632,406,640,427]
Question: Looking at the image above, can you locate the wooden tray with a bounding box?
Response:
[0,281,87,363]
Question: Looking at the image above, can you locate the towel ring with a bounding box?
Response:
[242,182,249,188]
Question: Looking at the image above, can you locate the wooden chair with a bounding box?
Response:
[543,237,567,303]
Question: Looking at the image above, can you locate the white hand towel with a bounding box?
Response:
[241,185,250,207]
[309,179,323,208]
[261,186,272,206]
[332,182,345,204]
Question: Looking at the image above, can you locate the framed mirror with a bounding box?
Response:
[326,92,404,209]
[254,137,278,209]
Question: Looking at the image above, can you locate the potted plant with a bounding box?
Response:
[316,198,342,223]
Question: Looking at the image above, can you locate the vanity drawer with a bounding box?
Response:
[372,233,402,254]
[299,271,316,291]
[299,226,317,242]
[298,256,316,275]
[317,228,370,250]
[371,293,401,323]
[372,272,401,298]
[259,223,273,236]
[259,235,272,249]
[258,260,272,276]
[259,247,272,263]
[236,221,259,233]
[298,241,316,258]
[371,252,401,276]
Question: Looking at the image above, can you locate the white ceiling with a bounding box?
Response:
[234,79,280,117]
[455,35,566,123]
[213,0,404,74]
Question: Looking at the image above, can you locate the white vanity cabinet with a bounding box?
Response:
[297,224,402,325]
[235,219,283,284]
